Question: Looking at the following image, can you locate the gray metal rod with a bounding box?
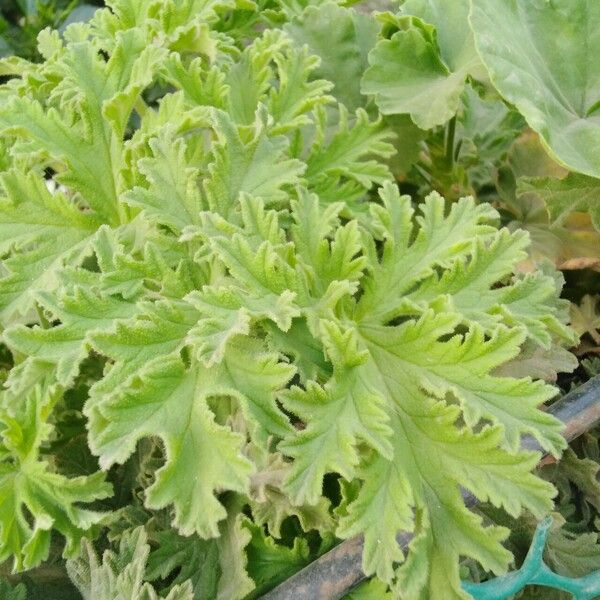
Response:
[262,375,600,600]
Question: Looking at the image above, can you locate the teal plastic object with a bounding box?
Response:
[462,517,600,600]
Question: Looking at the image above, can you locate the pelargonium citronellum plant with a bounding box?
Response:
[0,0,578,598]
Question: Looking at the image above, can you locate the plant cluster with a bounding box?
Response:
[0,1,599,599]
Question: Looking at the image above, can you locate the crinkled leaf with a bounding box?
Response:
[4,287,138,387]
[0,171,99,325]
[280,184,568,594]
[280,322,392,505]
[88,300,199,405]
[123,129,205,232]
[248,450,333,538]
[204,109,305,215]
[89,355,254,538]
[304,106,396,196]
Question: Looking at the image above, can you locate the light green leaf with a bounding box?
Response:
[89,355,254,538]
[280,322,392,505]
[338,398,553,590]
[102,35,167,138]
[0,171,100,325]
[361,314,564,455]
[123,128,205,232]
[0,170,101,256]
[215,508,255,600]
[88,300,199,405]
[279,183,569,593]
[267,45,334,133]
[305,106,395,193]
[204,109,305,215]
[225,29,289,127]
[0,29,162,225]
[185,285,297,366]
[0,2,581,595]
[4,287,138,387]
[405,229,578,347]
[0,96,119,221]
[205,225,301,309]
[471,0,600,178]
[162,57,228,108]
[291,190,366,296]
[93,227,195,300]
[189,337,295,444]
[356,183,497,322]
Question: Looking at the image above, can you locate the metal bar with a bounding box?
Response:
[262,375,600,600]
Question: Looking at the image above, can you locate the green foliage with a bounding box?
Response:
[0,580,26,600]
[0,1,596,599]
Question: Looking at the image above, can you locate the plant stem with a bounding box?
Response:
[445,115,457,169]
[414,163,432,185]
[0,563,69,585]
